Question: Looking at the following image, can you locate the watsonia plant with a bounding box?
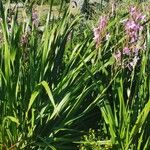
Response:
[79,5,150,150]
[100,7,150,150]
[0,1,115,149]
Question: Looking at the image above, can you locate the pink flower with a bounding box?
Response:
[98,16,108,30]
[130,6,136,13]
[124,6,145,44]
[93,27,100,40]
[32,12,38,21]
[125,20,139,30]
[32,11,39,27]
[93,27,100,47]
[125,19,141,43]
[129,6,145,22]
[93,16,108,47]
[117,6,145,71]
[123,47,130,55]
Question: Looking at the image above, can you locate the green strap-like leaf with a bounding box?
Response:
[126,100,150,149]
[3,116,20,125]
[26,81,56,118]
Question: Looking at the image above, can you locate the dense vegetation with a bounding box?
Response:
[2,0,69,5]
[0,0,150,149]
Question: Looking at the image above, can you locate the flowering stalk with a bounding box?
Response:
[32,11,39,27]
[114,6,146,70]
[93,16,108,48]
[125,6,145,44]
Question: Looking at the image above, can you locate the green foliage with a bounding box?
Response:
[0,1,106,149]
[0,0,150,150]
[78,3,150,150]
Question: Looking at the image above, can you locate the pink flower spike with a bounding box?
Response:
[32,11,39,27]
[93,15,108,47]
[93,27,100,38]
[99,16,108,30]
[130,6,136,13]
[140,15,146,22]
[93,27,100,46]
[129,6,145,22]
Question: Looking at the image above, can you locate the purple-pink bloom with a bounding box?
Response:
[32,12,38,21]
[32,11,39,27]
[93,16,108,47]
[129,6,145,22]
[124,6,145,43]
[93,27,100,40]
[123,47,130,55]
[93,27,100,48]
[125,20,141,43]
[116,6,145,71]
[125,20,139,31]
[98,16,108,30]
